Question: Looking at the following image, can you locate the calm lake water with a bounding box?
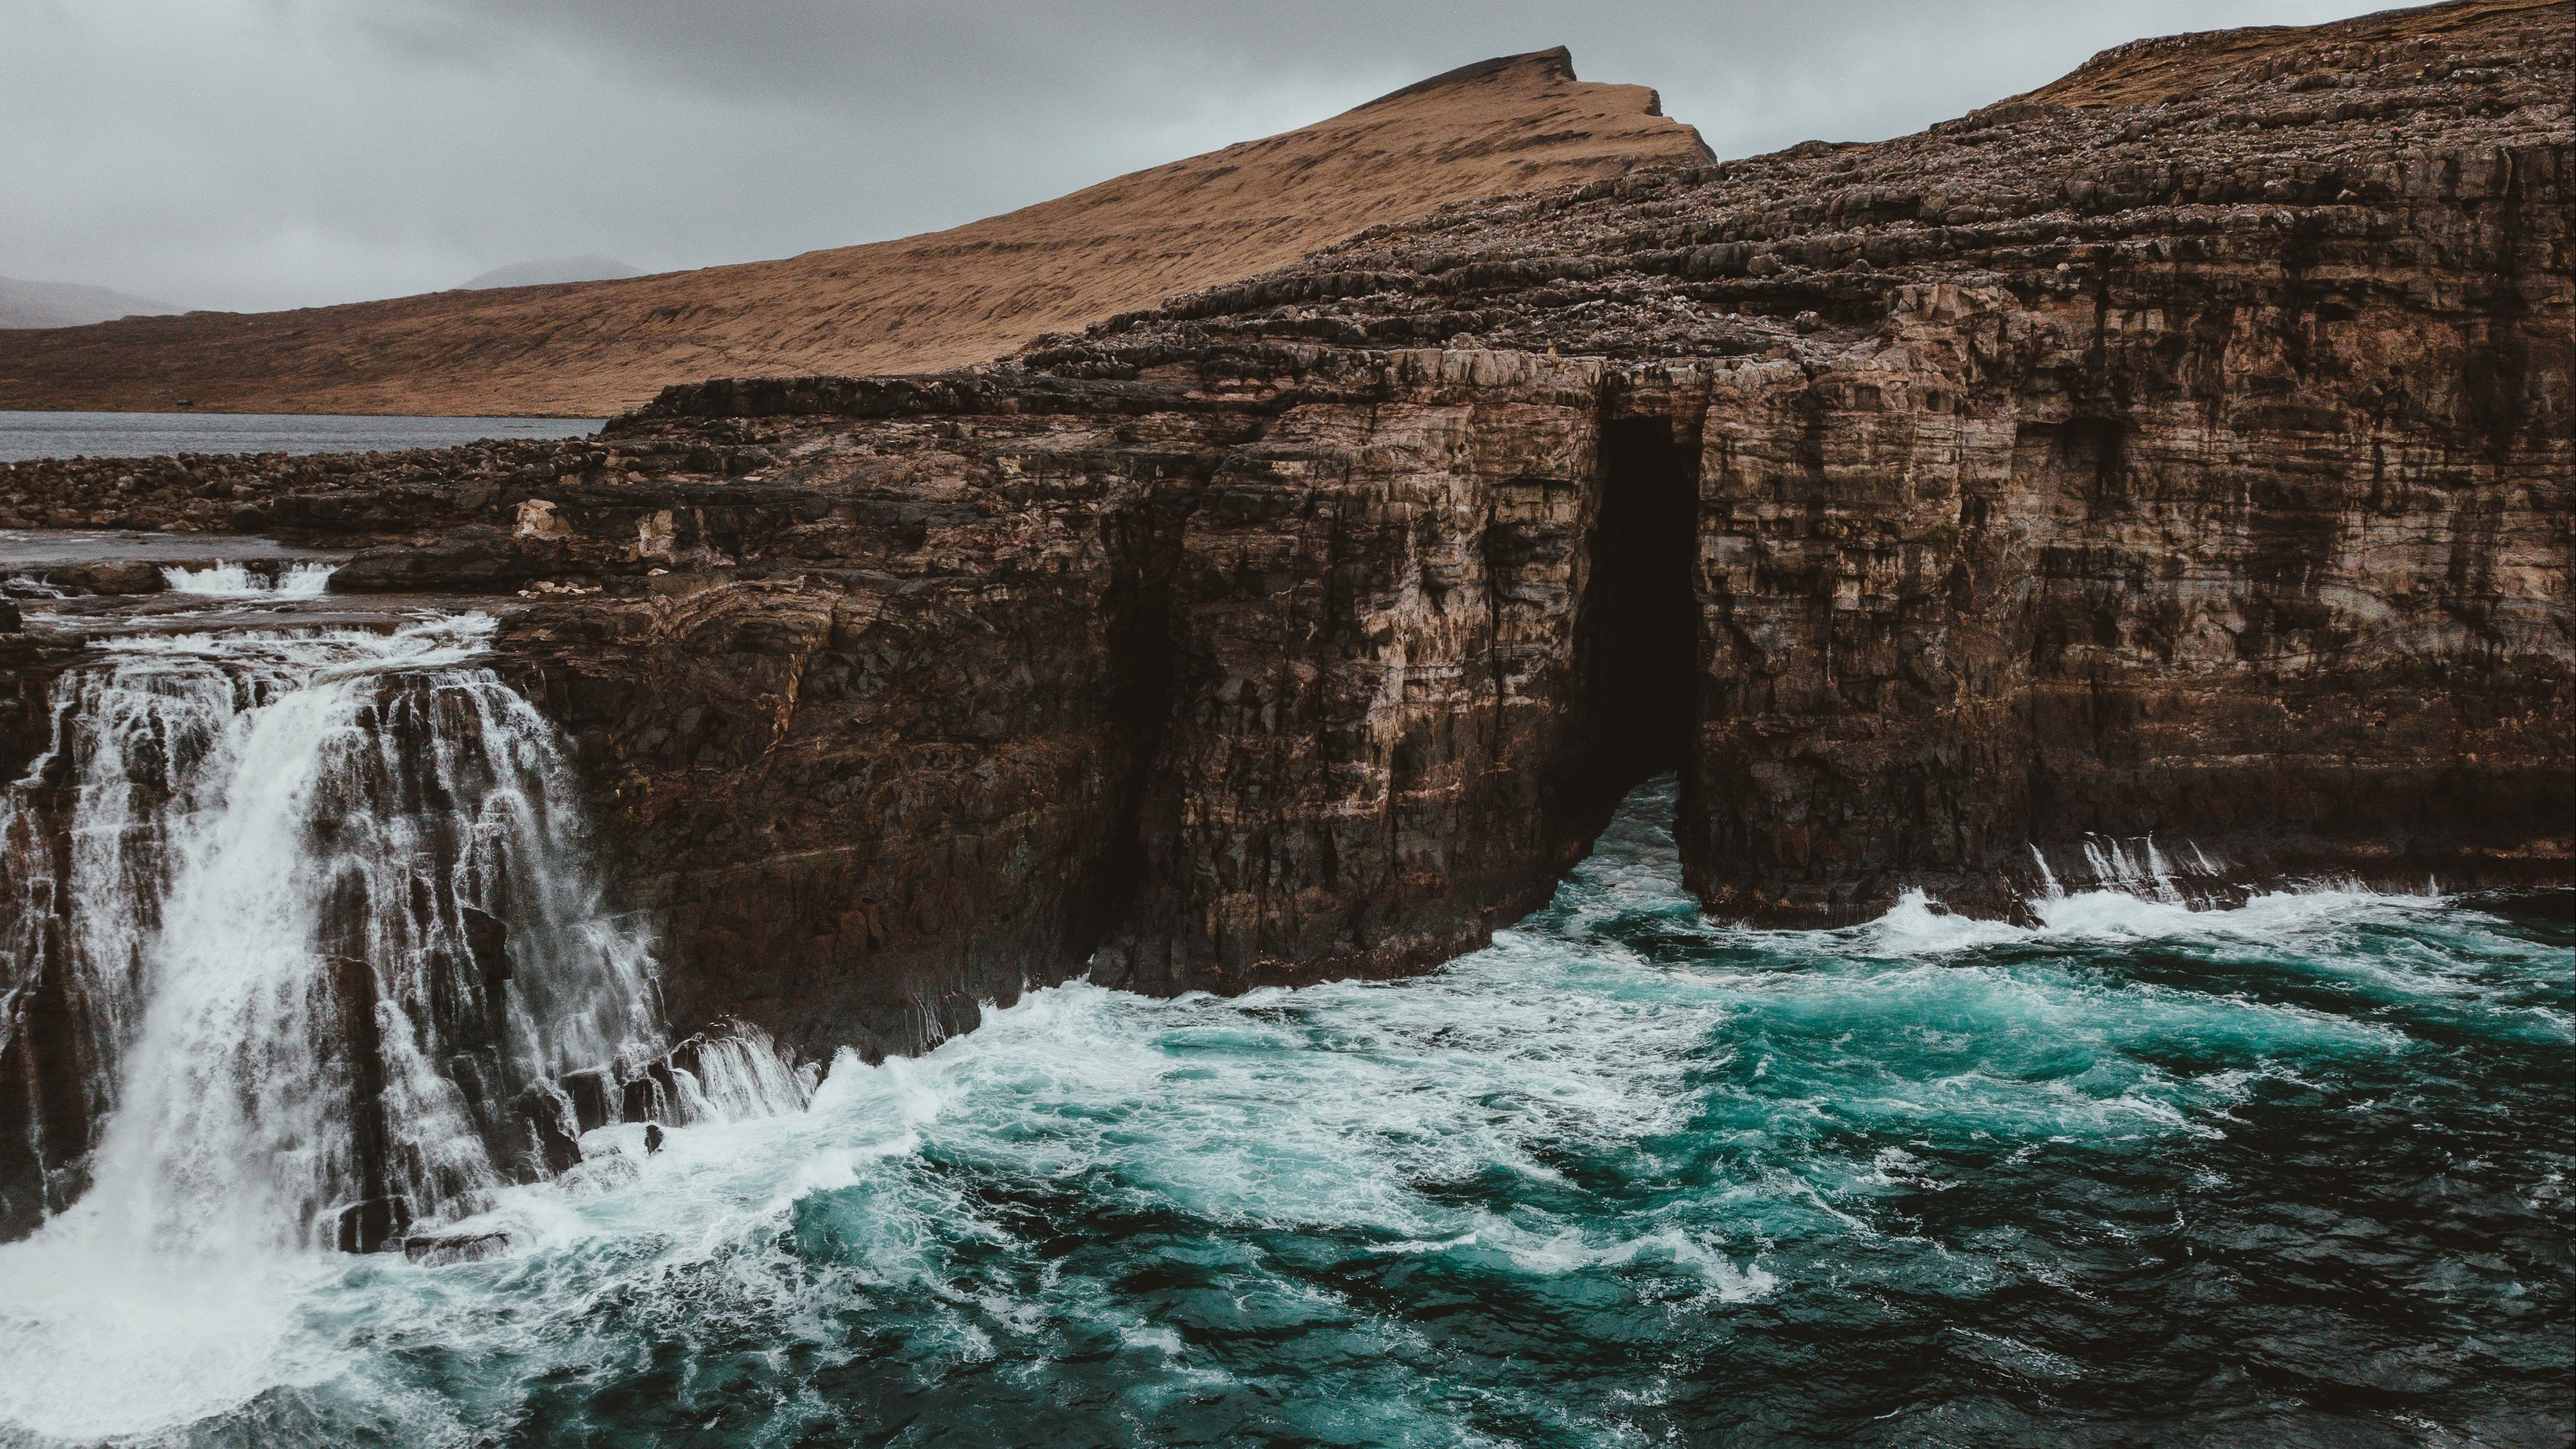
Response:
[0,411,600,463]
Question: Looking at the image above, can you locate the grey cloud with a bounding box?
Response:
[1,0,2390,314]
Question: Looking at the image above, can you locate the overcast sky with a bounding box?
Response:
[3,0,2394,314]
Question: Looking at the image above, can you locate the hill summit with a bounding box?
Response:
[460,257,645,290]
[0,48,1707,417]
[0,276,182,331]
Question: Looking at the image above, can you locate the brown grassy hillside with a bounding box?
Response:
[2012,0,2561,108]
[0,48,1707,417]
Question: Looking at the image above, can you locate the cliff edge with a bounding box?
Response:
[2,0,2567,1083]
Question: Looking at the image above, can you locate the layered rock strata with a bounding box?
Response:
[1,0,2567,1090]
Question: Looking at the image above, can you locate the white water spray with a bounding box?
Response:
[0,615,833,1438]
[159,561,339,596]
[0,616,661,1253]
[2029,844,2064,900]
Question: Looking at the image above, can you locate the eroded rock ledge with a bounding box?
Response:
[2,0,2567,1073]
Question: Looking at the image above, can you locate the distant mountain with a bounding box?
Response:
[0,276,183,329]
[460,256,645,290]
[0,49,1706,415]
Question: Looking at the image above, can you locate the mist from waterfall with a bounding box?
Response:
[158,560,339,596]
[0,616,662,1254]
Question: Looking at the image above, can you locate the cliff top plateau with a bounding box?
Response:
[1050,0,2568,368]
[0,48,1707,419]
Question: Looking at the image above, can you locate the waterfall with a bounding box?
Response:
[159,561,339,596]
[0,616,663,1252]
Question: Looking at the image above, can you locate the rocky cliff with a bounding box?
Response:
[3,0,2568,1085]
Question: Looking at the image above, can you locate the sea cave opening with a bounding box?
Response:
[1558,414,1703,845]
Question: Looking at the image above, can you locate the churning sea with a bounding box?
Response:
[0,781,2567,1448]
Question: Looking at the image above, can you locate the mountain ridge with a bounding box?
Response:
[460,256,644,290]
[0,276,182,331]
[0,48,1707,417]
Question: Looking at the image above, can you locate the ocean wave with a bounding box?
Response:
[2,778,2563,1444]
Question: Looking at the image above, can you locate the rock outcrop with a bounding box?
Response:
[1040,0,2576,924]
[2,0,2569,1088]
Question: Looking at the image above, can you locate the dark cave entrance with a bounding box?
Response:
[1556,414,1703,840]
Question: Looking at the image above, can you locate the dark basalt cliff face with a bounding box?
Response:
[3,0,2569,1091]
[360,361,1635,1060]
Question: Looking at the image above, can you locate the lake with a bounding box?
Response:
[0,410,601,463]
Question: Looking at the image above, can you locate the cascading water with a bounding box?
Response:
[0,765,2565,1443]
[0,614,824,1440]
[0,616,663,1253]
[158,561,340,597]
[0,641,237,1231]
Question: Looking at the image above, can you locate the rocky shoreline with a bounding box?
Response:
[1,0,2567,1226]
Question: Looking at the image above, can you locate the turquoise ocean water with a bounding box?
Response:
[1,781,2567,1447]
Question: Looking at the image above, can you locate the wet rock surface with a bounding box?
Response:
[0,595,806,1243]
[0,1,2567,1073]
[402,1228,511,1267]
[483,366,1631,1060]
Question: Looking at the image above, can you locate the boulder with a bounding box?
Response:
[329,525,553,594]
[402,1229,511,1266]
[43,561,162,595]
